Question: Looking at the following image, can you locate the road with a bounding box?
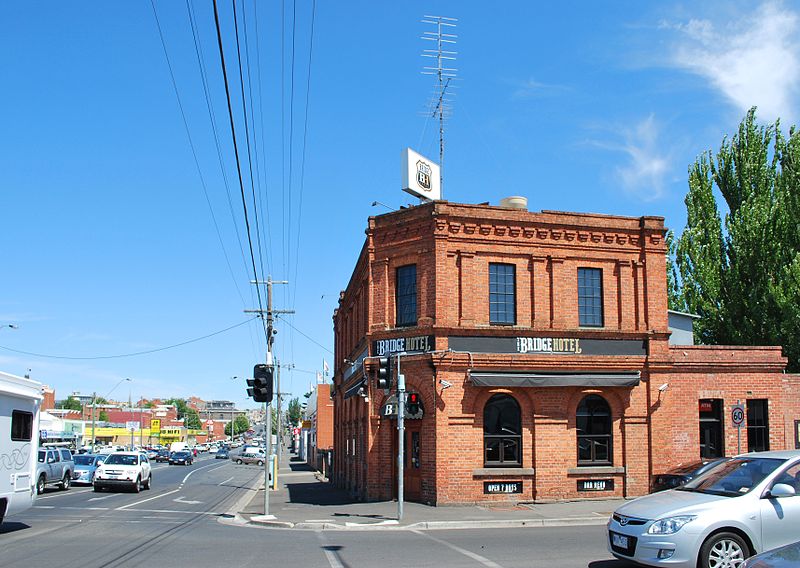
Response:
[2,453,635,568]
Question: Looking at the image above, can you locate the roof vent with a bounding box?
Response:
[499,196,528,210]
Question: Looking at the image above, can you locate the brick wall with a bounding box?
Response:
[331,201,790,504]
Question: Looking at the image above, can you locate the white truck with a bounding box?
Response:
[1,371,43,524]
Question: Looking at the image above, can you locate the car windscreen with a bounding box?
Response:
[74,455,96,465]
[173,452,189,457]
[679,457,783,496]
[104,454,139,466]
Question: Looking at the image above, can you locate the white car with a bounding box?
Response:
[607,450,800,568]
[93,451,152,493]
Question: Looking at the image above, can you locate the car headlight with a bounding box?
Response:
[647,515,697,535]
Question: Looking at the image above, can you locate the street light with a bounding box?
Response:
[90,377,131,453]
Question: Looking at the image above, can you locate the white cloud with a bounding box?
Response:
[511,77,570,100]
[588,114,671,201]
[668,1,800,123]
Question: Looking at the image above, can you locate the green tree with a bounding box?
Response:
[675,108,800,371]
[164,398,189,418]
[98,411,109,422]
[184,408,202,429]
[57,396,83,411]
[287,398,302,426]
[225,415,250,436]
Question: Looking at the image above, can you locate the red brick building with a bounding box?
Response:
[331,200,799,505]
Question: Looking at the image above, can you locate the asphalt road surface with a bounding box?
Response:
[2,453,634,568]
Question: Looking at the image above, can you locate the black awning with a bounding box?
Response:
[470,371,641,388]
[343,377,367,400]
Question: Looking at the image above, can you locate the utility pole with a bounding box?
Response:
[246,276,293,518]
[91,392,96,453]
[276,362,282,468]
[397,353,406,521]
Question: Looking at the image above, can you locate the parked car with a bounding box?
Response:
[215,449,229,460]
[743,540,800,567]
[72,454,106,485]
[154,449,171,463]
[146,449,159,460]
[235,452,265,466]
[608,450,800,568]
[93,451,152,492]
[651,458,729,492]
[169,451,193,466]
[35,447,75,494]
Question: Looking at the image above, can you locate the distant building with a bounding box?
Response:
[305,384,333,476]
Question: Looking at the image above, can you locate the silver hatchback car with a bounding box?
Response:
[607,450,800,568]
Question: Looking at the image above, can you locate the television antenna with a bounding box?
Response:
[421,15,457,197]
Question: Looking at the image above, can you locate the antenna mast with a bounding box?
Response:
[421,15,457,197]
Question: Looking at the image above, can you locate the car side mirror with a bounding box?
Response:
[766,483,796,499]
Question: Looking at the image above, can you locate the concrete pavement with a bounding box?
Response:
[224,450,623,531]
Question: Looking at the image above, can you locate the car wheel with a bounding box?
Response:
[93,484,101,492]
[699,531,750,568]
[144,473,152,490]
[60,473,71,490]
[236,459,243,465]
[257,460,264,466]
[132,476,141,493]
[37,474,47,495]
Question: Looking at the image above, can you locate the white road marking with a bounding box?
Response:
[35,488,93,500]
[88,493,124,502]
[173,496,203,505]
[411,530,505,568]
[179,462,222,487]
[218,476,235,486]
[115,489,179,511]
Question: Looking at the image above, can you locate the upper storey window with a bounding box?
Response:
[578,268,604,327]
[489,263,516,325]
[396,264,417,327]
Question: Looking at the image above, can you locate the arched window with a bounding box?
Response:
[484,394,521,467]
[577,395,612,466]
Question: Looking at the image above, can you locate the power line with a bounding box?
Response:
[291,0,317,310]
[212,0,269,343]
[275,314,332,354]
[0,318,257,360]
[231,0,269,288]
[149,0,247,310]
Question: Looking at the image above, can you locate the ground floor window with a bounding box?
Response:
[577,395,612,465]
[747,399,769,452]
[699,399,724,458]
[483,394,521,466]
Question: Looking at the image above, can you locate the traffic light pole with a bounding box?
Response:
[396,353,405,521]
[246,277,293,520]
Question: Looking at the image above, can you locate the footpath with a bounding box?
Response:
[223,449,624,531]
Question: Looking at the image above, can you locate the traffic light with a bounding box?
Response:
[247,364,273,403]
[407,392,421,416]
[377,356,393,389]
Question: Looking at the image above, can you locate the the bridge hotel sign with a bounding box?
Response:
[448,336,646,357]
[373,335,435,357]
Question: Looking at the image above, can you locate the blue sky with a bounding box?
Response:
[2,1,798,409]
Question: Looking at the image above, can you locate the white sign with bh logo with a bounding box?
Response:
[401,148,441,201]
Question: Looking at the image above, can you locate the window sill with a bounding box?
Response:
[473,468,535,476]
[567,466,625,475]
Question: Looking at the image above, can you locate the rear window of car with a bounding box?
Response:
[60,449,72,461]
[38,450,46,463]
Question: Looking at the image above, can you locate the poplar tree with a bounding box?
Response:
[675,108,800,371]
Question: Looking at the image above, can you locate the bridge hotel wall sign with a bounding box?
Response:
[373,335,435,356]
[447,335,647,356]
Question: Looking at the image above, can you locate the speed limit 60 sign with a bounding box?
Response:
[731,404,745,429]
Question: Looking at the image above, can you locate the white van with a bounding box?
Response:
[169,442,188,454]
[0,372,43,524]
